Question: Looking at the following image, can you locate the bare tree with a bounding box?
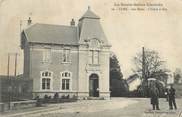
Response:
[133,48,168,80]
[133,48,169,97]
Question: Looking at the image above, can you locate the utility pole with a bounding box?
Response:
[142,47,145,80]
[7,53,10,77]
[7,53,11,109]
[14,53,18,76]
[142,47,148,97]
[7,52,19,109]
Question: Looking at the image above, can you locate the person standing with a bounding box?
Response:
[168,85,177,110]
[150,84,160,110]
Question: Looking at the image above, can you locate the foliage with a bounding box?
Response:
[174,68,182,84]
[110,53,129,97]
[110,53,123,80]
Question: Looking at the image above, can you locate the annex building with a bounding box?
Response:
[21,7,111,99]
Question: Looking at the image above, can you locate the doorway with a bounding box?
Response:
[89,74,99,97]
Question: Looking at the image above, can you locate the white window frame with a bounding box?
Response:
[60,71,72,91]
[89,50,99,65]
[62,49,71,63]
[40,71,53,91]
[88,39,100,65]
[42,48,52,63]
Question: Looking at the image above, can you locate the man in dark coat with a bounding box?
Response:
[168,85,177,110]
[150,85,160,110]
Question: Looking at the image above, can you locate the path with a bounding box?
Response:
[0,98,181,117]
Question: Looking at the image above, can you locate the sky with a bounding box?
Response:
[0,0,182,78]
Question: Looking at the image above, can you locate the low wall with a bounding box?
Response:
[0,100,36,112]
[10,100,36,110]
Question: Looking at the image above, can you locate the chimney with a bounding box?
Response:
[27,17,32,25]
[88,6,90,10]
[70,18,75,26]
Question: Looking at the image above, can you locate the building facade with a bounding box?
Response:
[21,8,111,99]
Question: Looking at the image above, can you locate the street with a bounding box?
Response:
[1,98,182,117]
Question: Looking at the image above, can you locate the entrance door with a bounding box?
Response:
[89,74,99,97]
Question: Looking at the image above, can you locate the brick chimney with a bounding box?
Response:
[70,18,75,26]
[27,17,32,25]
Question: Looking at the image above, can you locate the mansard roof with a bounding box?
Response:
[78,8,108,45]
[79,7,100,21]
[23,23,78,45]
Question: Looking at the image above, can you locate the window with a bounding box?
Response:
[41,71,52,90]
[93,51,99,64]
[89,50,93,64]
[89,50,99,64]
[42,78,50,90]
[62,49,71,63]
[60,71,72,91]
[62,72,71,77]
[89,39,100,49]
[62,79,70,90]
[43,48,51,62]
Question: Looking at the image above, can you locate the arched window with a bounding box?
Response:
[60,71,72,91]
[40,71,53,90]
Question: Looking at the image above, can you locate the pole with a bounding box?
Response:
[7,53,11,109]
[142,47,145,80]
[7,53,10,77]
[142,47,148,97]
[14,53,18,76]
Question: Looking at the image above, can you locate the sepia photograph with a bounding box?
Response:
[0,0,182,117]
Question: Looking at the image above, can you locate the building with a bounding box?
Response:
[21,7,111,99]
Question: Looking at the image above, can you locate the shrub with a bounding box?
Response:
[54,93,59,99]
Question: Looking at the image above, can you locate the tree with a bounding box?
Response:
[110,53,123,80]
[133,48,169,97]
[110,53,129,97]
[174,68,182,83]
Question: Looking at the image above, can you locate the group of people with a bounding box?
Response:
[149,84,177,110]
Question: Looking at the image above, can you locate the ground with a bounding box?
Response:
[1,98,182,117]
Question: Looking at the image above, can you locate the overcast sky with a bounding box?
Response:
[0,0,182,78]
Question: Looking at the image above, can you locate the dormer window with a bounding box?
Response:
[89,39,100,49]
